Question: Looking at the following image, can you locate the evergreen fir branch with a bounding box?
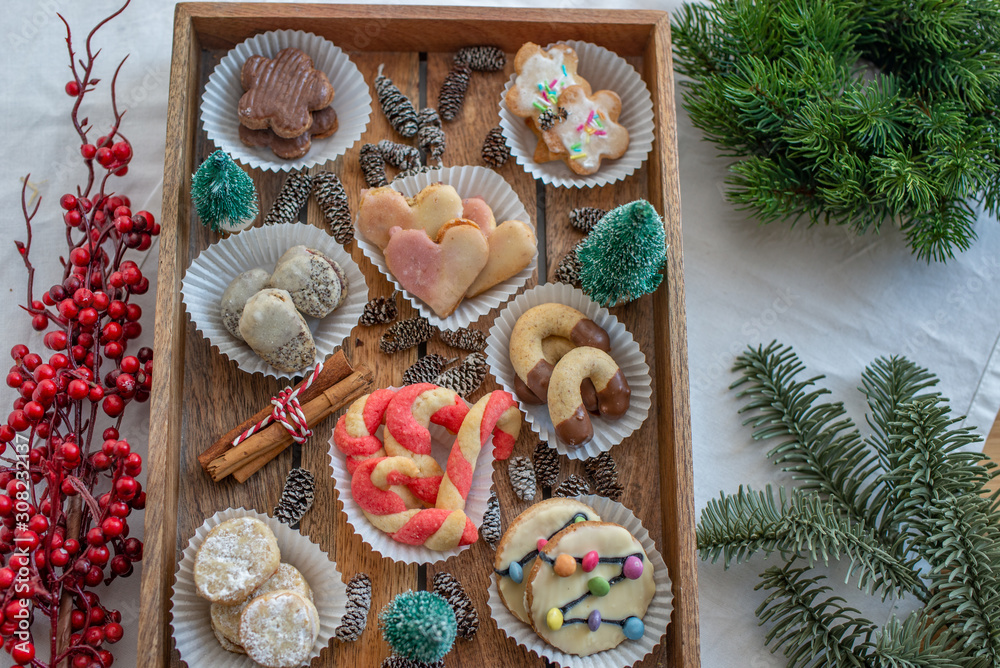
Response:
[755,560,875,667]
[697,485,922,598]
[731,342,880,524]
[873,612,984,668]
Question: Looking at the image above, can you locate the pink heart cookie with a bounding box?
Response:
[384,220,489,317]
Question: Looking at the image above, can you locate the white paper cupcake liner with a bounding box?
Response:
[181,223,368,380]
[485,283,651,459]
[355,165,537,329]
[327,390,496,564]
[171,508,349,668]
[488,495,672,668]
[499,40,654,188]
[202,30,371,173]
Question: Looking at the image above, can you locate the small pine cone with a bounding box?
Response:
[417,107,442,129]
[360,143,389,188]
[380,317,437,354]
[433,352,487,398]
[532,441,560,487]
[584,451,623,501]
[335,573,372,642]
[312,171,353,245]
[481,126,510,168]
[553,474,592,498]
[432,572,479,639]
[264,172,313,226]
[359,292,399,326]
[554,242,583,287]
[438,62,472,122]
[481,490,501,549]
[377,139,422,171]
[273,468,316,526]
[538,106,568,132]
[393,164,437,182]
[508,456,536,501]
[417,125,447,164]
[382,657,444,668]
[569,207,607,234]
[402,354,453,386]
[454,46,506,72]
[375,64,419,138]
[438,327,487,353]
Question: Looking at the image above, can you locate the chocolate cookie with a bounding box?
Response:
[238,105,339,159]
[239,47,335,139]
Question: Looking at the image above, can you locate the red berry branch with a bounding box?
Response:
[1,3,154,666]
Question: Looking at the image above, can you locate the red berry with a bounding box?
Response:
[125,304,142,321]
[11,639,34,664]
[31,313,48,331]
[0,497,10,516]
[81,144,97,159]
[50,548,70,567]
[112,440,130,458]
[58,299,78,320]
[64,210,83,227]
[49,354,69,370]
[114,476,137,500]
[96,147,114,168]
[109,501,129,518]
[124,453,142,476]
[33,364,54,382]
[103,622,123,644]
[122,537,142,560]
[101,518,123,539]
[136,235,152,253]
[60,194,78,210]
[121,266,141,286]
[86,528,105,546]
[61,442,80,464]
[111,142,131,161]
[122,322,142,340]
[91,452,111,470]
[22,353,40,370]
[67,380,89,400]
[119,356,139,374]
[102,395,124,417]
[92,292,109,311]
[5,372,22,389]
[88,545,109,566]
[103,342,123,359]
[78,307,99,327]
[0,568,13,588]
[69,247,91,267]
[65,80,81,96]
[7,411,28,432]
[84,565,104,587]
[88,386,104,403]
[73,288,93,307]
[108,272,124,289]
[113,164,128,177]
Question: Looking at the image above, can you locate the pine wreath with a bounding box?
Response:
[699,341,1000,665]
[671,0,1000,262]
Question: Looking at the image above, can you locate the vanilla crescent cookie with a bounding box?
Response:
[239,589,320,668]
[210,562,313,650]
[525,521,655,656]
[494,498,601,624]
[547,346,630,447]
[194,517,281,604]
[505,43,591,124]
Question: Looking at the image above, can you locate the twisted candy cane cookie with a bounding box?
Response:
[525,521,654,656]
[334,389,396,473]
[493,498,601,624]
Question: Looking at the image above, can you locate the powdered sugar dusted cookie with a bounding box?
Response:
[220,267,271,341]
[493,498,601,624]
[239,589,320,668]
[540,85,629,175]
[525,521,655,656]
[193,517,280,604]
[268,245,348,318]
[210,562,313,650]
[505,43,591,124]
[239,288,317,372]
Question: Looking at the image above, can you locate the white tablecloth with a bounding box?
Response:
[2,1,999,666]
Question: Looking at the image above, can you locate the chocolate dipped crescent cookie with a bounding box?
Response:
[547,347,630,447]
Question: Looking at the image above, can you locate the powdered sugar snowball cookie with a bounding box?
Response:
[494,498,601,625]
[210,563,313,650]
[239,590,320,668]
[193,517,281,605]
[220,267,270,340]
[239,288,318,373]
[268,245,348,318]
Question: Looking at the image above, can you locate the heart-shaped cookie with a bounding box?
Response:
[466,220,536,298]
[461,197,496,237]
[357,184,465,249]
[384,220,489,317]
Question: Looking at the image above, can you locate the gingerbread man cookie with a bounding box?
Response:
[505,43,591,123]
[239,47,335,139]
[537,85,629,175]
[525,521,655,656]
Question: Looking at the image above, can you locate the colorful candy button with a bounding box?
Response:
[509,561,523,584]
[573,514,587,523]
[587,610,602,632]
[546,607,564,631]
[581,550,599,572]
[554,553,577,577]
[587,576,610,597]
[536,538,548,551]
[623,616,644,640]
[623,555,644,580]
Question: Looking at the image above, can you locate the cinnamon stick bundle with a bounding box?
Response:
[199,350,373,483]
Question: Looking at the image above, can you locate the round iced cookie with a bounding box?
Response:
[493,498,600,624]
[239,589,320,668]
[210,562,313,648]
[239,288,317,372]
[268,245,348,318]
[524,521,655,656]
[220,267,270,340]
[194,517,281,604]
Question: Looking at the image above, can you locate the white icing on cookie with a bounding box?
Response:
[551,88,628,173]
[510,46,585,119]
[494,498,600,624]
[526,522,655,656]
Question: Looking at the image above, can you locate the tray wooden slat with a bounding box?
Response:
[143,5,698,668]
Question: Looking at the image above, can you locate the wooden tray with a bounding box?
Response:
[141,4,697,667]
